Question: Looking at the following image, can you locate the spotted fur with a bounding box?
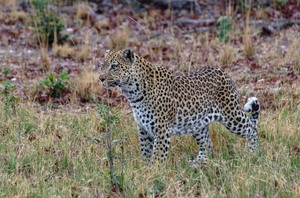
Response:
[99,49,260,165]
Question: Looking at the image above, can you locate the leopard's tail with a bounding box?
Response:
[244,97,260,127]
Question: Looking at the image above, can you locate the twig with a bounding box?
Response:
[105,89,114,188]
[95,188,99,198]
[128,16,151,41]
[120,116,126,189]
[194,0,201,15]
[83,134,105,146]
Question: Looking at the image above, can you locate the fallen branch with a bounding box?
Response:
[59,4,98,23]
[250,19,300,35]
[151,0,197,10]
[139,27,212,42]
[180,27,212,35]
[262,20,300,35]
[167,18,217,26]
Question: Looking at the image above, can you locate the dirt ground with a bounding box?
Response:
[0,0,299,109]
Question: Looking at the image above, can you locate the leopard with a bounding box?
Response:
[99,48,260,165]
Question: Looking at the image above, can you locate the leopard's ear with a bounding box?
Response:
[105,49,110,58]
[123,48,134,63]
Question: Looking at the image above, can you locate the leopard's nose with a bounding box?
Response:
[99,75,105,82]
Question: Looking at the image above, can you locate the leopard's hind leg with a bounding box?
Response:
[190,113,225,164]
[220,97,260,152]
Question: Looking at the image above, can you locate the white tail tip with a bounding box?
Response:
[244,97,258,112]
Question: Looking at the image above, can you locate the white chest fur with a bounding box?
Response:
[132,104,155,137]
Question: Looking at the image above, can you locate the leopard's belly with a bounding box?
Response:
[131,99,222,137]
[171,106,223,135]
[171,111,207,135]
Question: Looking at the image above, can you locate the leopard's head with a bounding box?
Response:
[99,48,135,88]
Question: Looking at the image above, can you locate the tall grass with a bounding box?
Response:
[0,96,299,197]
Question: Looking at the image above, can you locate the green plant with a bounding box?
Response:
[272,0,288,7]
[149,175,165,197]
[1,68,11,76]
[31,0,66,45]
[38,70,69,98]
[218,16,231,43]
[85,103,125,192]
[0,80,17,109]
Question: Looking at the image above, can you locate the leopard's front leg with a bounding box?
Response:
[151,123,171,165]
[138,126,154,162]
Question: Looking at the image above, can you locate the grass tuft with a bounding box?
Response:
[220,44,235,66]
[76,35,90,62]
[243,9,255,57]
[286,37,300,71]
[109,29,129,50]
[0,0,17,7]
[69,69,101,103]
[40,47,51,71]
[243,26,255,57]
[52,43,75,58]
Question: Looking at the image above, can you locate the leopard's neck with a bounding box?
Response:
[121,56,172,105]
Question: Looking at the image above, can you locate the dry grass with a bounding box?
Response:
[0,10,29,24]
[256,29,300,70]
[76,44,90,62]
[52,36,91,62]
[52,43,75,58]
[255,8,268,19]
[0,91,299,197]
[108,29,129,50]
[76,35,90,62]
[243,26,255,57]
[52,37,91,61]
[219,44,236,66]
[242,1,255,57]
[40,47,51,71]
[0,0,17,7]
[243,9,255,57]
[94,17,110,32]
[76,3,93,21]
[69,69,102,103]
[0,34,8,46]
[286,37,300,71]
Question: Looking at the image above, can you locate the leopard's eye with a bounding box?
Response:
[110,61,119,70]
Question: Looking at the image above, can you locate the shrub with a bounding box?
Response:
[85,104,125,192]
[218,16,231,43]
[0,80,17,109]
[31,0,67,46]
[38,70,69,98]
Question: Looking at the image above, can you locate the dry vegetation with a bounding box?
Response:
[0,0,299,197]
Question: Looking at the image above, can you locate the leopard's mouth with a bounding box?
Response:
[106,80,120,88]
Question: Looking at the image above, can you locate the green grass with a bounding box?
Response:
[0,101,299,197]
